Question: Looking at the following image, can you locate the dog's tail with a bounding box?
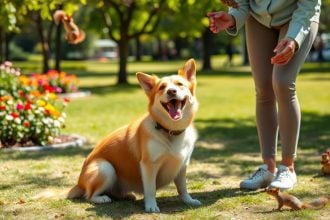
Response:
[67,185,85,199]
[32,185,84,200]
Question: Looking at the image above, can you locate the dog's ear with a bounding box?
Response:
[136,72,158,96]
[178,58,196,83]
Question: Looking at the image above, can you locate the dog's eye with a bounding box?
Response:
[176,82,184,86]
[159,85,166,90]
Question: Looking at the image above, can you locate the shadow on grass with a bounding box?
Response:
[0,109,329,216]
[81,188,260,219]
[0,146,92,161]
[192,111,330,176]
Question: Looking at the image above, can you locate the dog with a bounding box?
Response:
[67,59,201,212]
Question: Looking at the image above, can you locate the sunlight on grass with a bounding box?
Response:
[1,58,329,219]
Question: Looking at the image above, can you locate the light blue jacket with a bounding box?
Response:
[227,0,321,49]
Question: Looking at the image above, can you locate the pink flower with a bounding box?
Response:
[16,103,24,111]
[55,87,63,93]
[4,61,12,67]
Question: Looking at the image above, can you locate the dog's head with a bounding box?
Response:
[136,59,198,131]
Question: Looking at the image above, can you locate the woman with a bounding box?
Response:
[208,0,321,190]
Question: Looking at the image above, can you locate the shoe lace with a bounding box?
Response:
[275,169,289,182]
[249,168,266,180]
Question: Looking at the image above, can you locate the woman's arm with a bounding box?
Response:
[226,0,250,36]
[286,0,321,50]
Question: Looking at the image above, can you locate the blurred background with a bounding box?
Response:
[1,0,329,84]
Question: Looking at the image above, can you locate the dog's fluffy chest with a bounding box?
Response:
[144,116,197,163]
[141,116,197,187]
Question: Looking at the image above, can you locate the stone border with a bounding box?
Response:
[1,134,87,152]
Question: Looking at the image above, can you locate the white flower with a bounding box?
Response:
[42,118,50,124]
[54,120,61,127]
[57,117,65,123]
[6,115,13,121]
[28,115,34,121]
[14,118,21,124]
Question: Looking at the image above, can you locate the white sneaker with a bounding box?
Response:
[240,164,276,190]
[270,165,297,190]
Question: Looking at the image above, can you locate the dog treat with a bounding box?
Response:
[321,149,330,175]
[53,10,85,44]
[221,0,239,9]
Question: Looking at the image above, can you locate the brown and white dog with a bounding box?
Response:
[67,59,201,212]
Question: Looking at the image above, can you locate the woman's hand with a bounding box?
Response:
[207,11,236,33]
[271,38,298,65]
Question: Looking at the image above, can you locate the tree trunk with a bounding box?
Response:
[135,36,141,61]
[155,37,163,60]
[174,37,183,59]
[202,28,213,70]
[36,15,50,73]
[117,39,129,84]
[54,4,63,71]
[54,21,62,71]
[5,34,12,61]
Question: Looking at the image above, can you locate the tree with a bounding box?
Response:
[154,0,227,70]
[0,0,21,62]
[0,0,85,72]
[96,0,170,84]
[26,0,86,73]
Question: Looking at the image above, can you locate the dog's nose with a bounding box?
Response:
[167,88,177,96]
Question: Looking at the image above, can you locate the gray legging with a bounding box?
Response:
[245,16,319,160]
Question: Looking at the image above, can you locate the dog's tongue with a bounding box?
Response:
[167,100,182,120]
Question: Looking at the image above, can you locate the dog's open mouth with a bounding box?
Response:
[161,98,187,120]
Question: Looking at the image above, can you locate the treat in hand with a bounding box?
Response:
[221,0,239,9]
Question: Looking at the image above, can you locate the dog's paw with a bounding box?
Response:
[182,197,202,206]
[145,204,160,213]
[90,195,112,204]
[144,199,160,213]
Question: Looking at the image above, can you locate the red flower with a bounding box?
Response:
[0,105,6,111]
[10,112,19,118]
[64,97,70,103]
[23,121,30,127]
[18,90,25,97]
[24,102,32,110]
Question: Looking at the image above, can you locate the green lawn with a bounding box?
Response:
[1,57,329,219]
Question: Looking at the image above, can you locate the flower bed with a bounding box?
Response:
[0,61,78,148]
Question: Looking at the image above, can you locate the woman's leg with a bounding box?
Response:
[245,16,279,173]
[273,22,319,170]
[239,16,281,190]
[269,22,319,190]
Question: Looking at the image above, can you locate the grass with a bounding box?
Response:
[0,56,330,219]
